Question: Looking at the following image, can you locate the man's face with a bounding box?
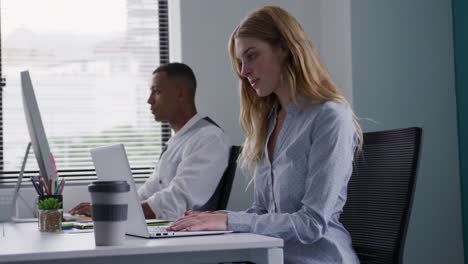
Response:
[147,72,178,122]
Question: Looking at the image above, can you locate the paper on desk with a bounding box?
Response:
[62,228,94,234]
[63,212,92,222]
[146,219,171,224]
[146,219,171,226]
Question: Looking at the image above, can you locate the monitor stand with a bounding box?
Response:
[10,143,38,223]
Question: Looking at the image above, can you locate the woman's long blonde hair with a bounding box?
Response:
[229,6,363,172]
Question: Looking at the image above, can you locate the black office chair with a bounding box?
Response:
[200,145,242,211]
[340,127,423,264]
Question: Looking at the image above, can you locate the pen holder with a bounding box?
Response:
[37,195,63,232]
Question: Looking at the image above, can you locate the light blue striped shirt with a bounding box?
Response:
[228,99,359,264]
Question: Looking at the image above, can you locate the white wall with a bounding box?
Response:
[173,0,353,210]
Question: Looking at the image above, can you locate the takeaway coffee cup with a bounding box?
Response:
[88,181,130,246]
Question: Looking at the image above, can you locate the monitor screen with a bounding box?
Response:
[20,71,56,183]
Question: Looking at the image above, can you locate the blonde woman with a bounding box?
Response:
[168,6,362,263]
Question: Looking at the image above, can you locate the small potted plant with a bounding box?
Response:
[38,197,63,232]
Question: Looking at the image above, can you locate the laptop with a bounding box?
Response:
[90,144,232,238]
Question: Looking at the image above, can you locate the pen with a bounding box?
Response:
[40,177,50,195]
[38,176,43,195]
[30,177,42,196]
[59,178,65,195]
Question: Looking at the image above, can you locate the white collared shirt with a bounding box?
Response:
[137,113,230,220]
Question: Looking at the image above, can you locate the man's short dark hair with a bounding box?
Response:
[153,62,197,93]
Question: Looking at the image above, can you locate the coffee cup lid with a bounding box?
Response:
[88,181,130,193]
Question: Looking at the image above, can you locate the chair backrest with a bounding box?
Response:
[340,127,423,264]
[199,145,242,211]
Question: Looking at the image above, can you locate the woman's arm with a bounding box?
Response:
[170,105,356,244]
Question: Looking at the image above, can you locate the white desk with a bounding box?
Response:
[0,222,283,264]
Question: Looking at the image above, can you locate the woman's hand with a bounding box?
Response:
[167,212,228,231]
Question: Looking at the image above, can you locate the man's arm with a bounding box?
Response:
[138,162,162,201]
[145,131,229,220]
[70,202,157,219]
[141,201,156,219]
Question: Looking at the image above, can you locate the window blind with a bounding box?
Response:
[0,0,171,183]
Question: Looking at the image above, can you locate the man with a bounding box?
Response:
[70,63,230,220]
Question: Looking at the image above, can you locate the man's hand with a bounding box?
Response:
[141,201,156,219]
[69,202,92,216]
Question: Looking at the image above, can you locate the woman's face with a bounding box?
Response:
[234,37,287,97]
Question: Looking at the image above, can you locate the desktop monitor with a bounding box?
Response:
[20,70,56,183]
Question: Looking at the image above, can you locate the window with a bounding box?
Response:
[0,0,171,183]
